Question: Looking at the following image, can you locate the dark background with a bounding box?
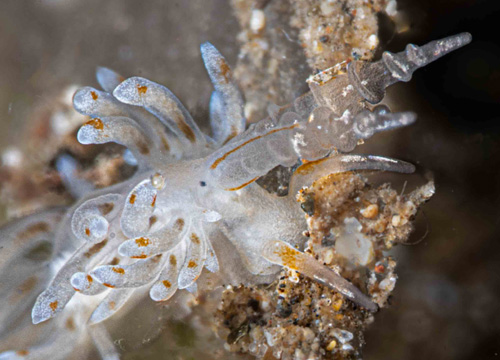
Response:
[0,0,498,359]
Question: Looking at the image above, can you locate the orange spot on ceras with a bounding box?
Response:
[49,301,58,312]
[16,350,29,356]
[66,317,76,331]
[86,274,93,283]
[188,261,197,268]
[135,237,151,247]
[129,194,136,204]
[90,91,98,100]
[276,244,301,271]
[85,227,91,236]
[175,219,184,231]
[112,267,125,274]
[218,59,231,83]
[169,255,177,266]
[85,118,104,130]
[103,283,115,288]
[151,194,157,207]
[131,254,147,259]
[109,301,116,310]
[162,280,171,288]
[190,233,200,244]
[137,85,148,95]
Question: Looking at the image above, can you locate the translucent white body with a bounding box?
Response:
[0,33,471,359]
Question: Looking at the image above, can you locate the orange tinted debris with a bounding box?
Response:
[112,267,125,274]
[85,118,104,130]
[163,280,171,288]
[137,85,148,95]
[135,237,151,247]
[375,264,385,274]
[129,194,136,204]
[49,301,58,312]
[90,91,98,100]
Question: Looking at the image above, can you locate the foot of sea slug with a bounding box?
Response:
[261,240,378,312]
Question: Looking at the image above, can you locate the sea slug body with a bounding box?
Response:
[0,33,471,359]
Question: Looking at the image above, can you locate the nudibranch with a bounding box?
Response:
[0,33,471,359]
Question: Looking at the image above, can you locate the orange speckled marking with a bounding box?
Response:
[49,301,58,312]
[226,177,259,191]
[129,194,136,204]
[17,222,49,239]
[66,317,76,331]
[109,301,116,310]
[219,59,231,83]
[85,227,91,236]
[276,244,301,271]
[112,267,125,274]
[131,254,147,259]
[190,233,200,244]
[188,261,197,268]
[175,218,184,231]
[210,124,298,169]
[86,275,93,283]
[16,350,29,356]
[84,239,108,258]
[85,118,104,130]
[175,115,196,143]
[137,85,148,95]
[162,280,171,288]
[103,283,115,288]
[170,255,177,266]
[151,194,157,207]
[161,136,170,151]
[296,157,328,175]
[135,237,151,247]
[90,91,98,100]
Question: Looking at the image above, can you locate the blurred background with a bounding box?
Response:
[0,0,498,359]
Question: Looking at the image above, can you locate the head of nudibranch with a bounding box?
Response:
[0,33,471,359]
